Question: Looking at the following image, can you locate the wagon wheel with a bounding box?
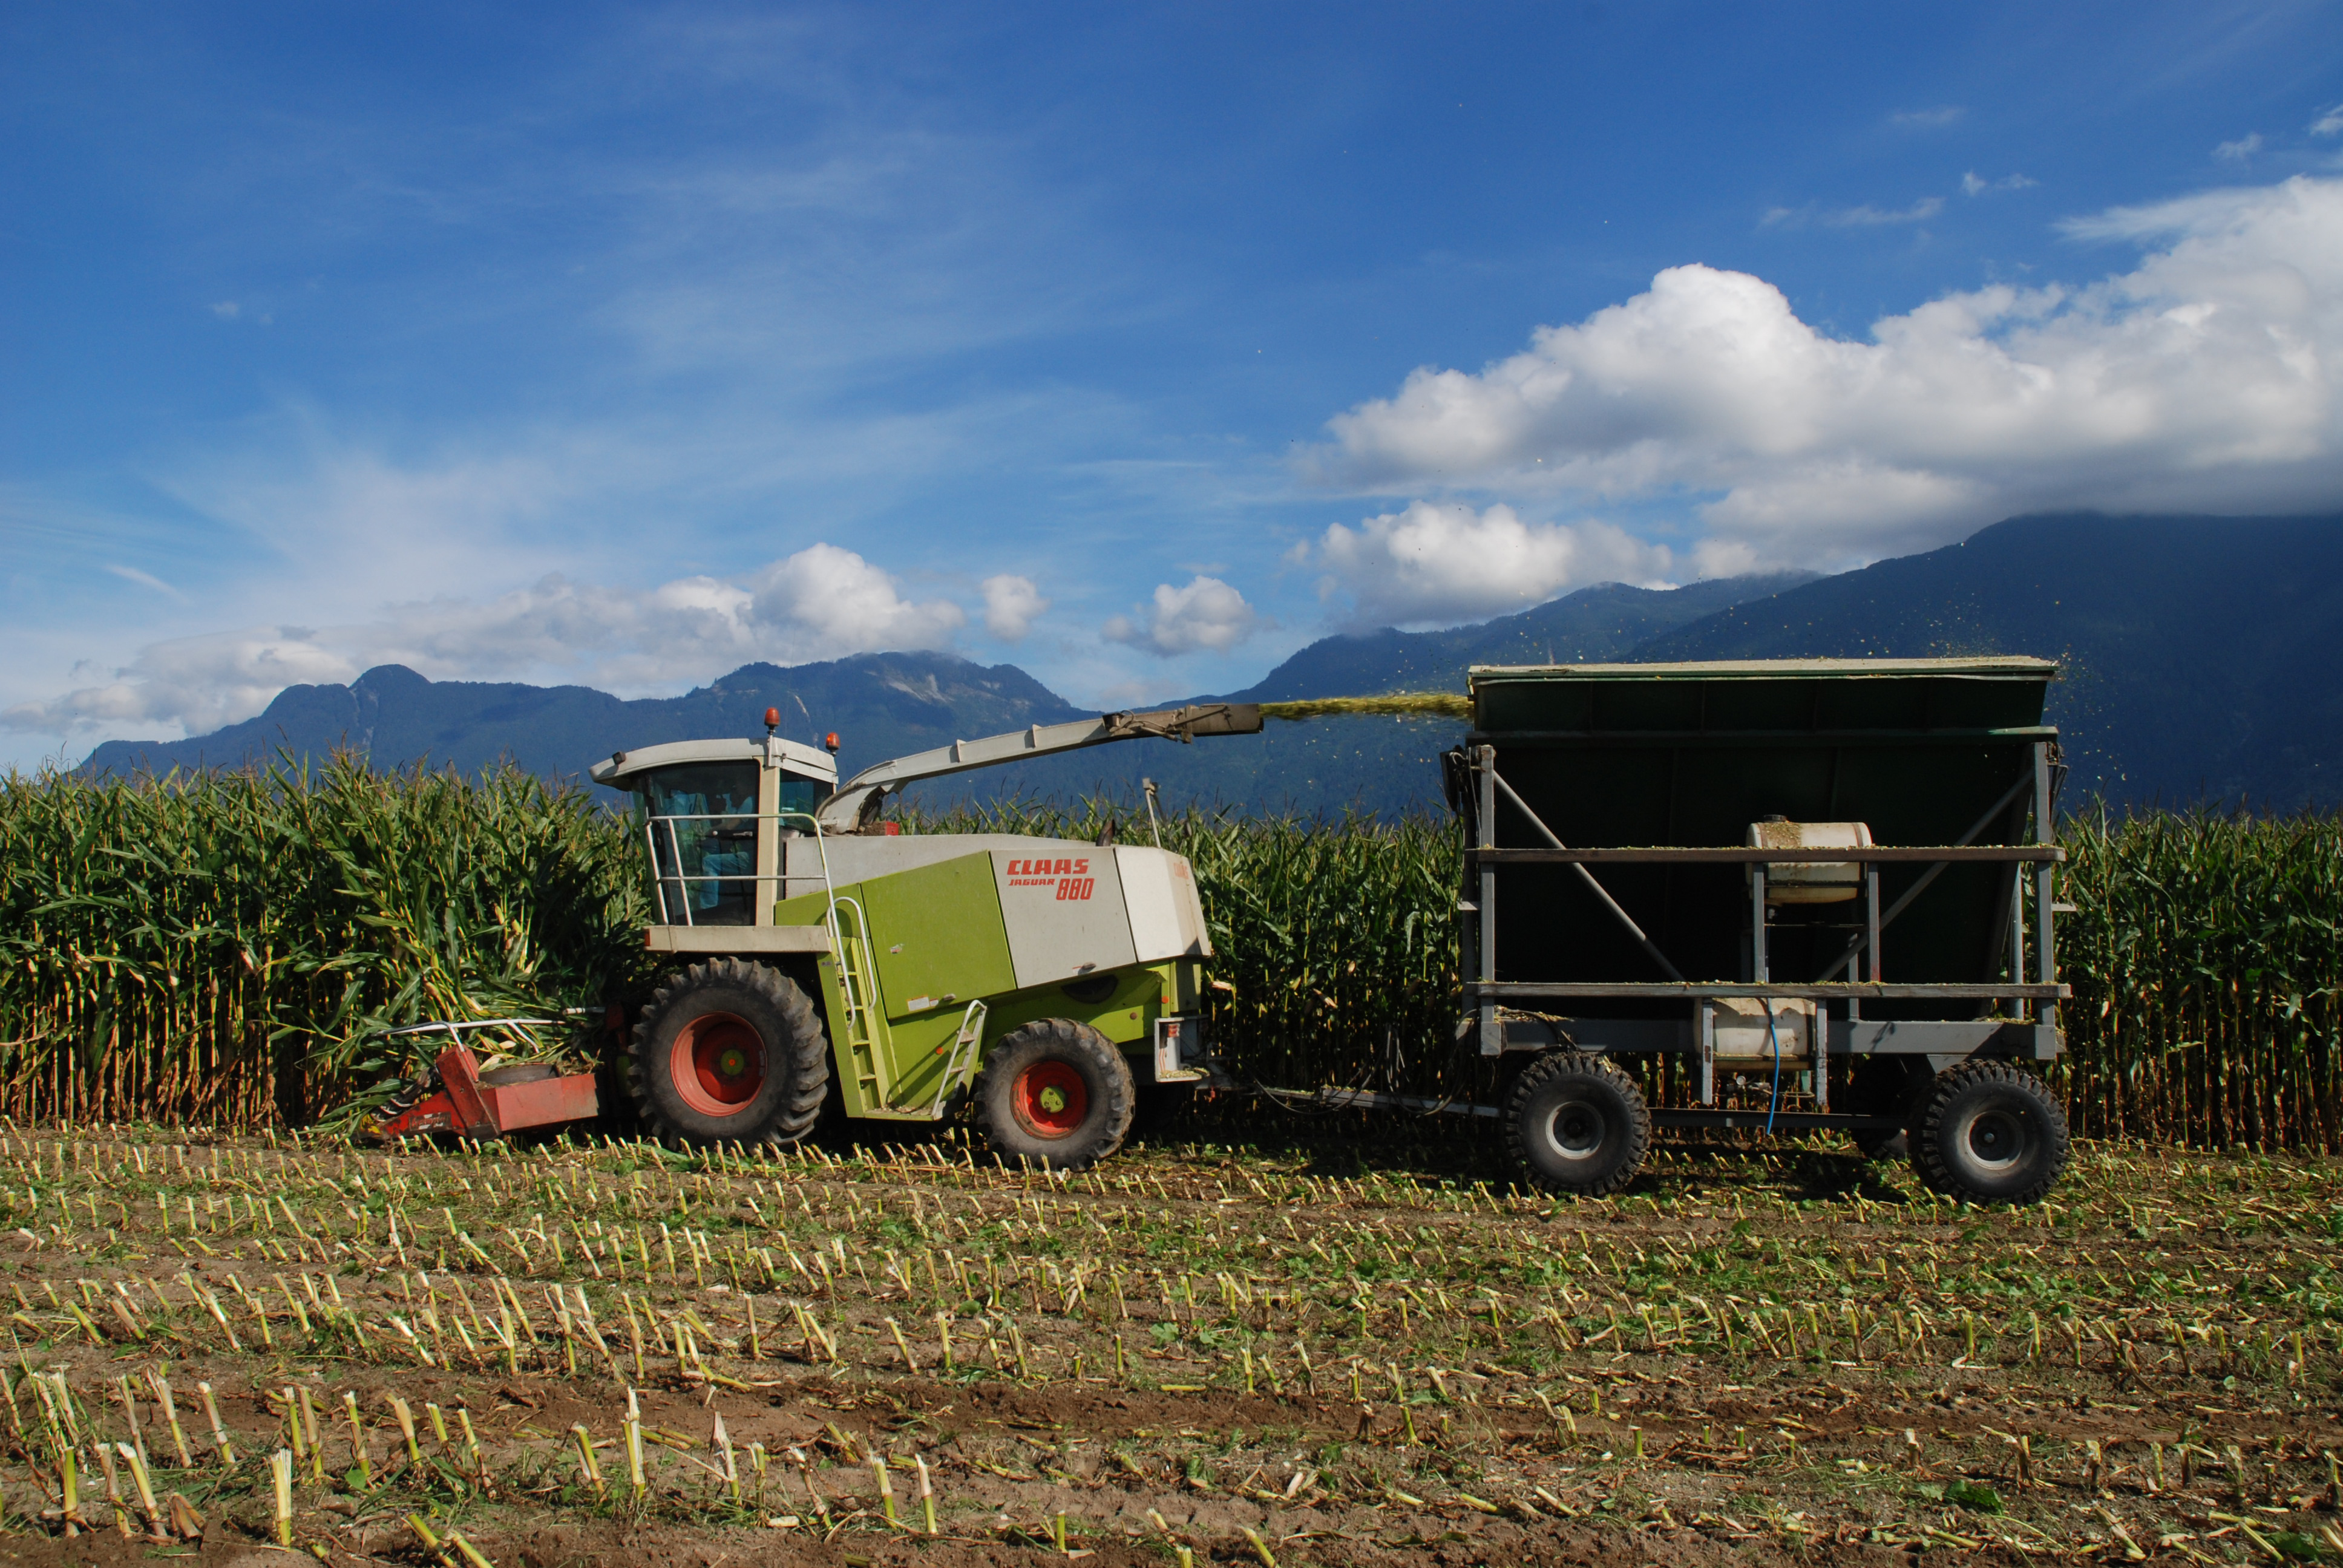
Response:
[628,958,830,1148]
[973,1019,1135,1172]
[1501,1051,1651,1198]
[1909,1059,2069,1204]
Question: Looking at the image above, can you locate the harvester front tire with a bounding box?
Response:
[629,959,829,1148]
[1909,1059,2068,1204]
[1502,1051,1650,1198]
[974,1019,1134,1172]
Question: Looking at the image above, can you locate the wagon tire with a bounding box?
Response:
[628,959,830,1148]
[1909,1059,2068,1204]
[1502,1051,1650,1198]
[974,1019,1135,1172]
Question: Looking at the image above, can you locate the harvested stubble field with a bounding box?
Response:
[0,1127,2336,1568]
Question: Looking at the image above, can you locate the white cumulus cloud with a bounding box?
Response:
[3,543,972,742]
[746,543,965,655]
[1103,577,1260,657]
[1308,501,1679,627]
[978,573,1047,639]
[1305,174,2343,569]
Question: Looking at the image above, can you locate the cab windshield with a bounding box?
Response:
[637,762,759,925]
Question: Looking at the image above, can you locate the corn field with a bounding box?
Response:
[2058,808,2343,1152]
[0,764,2336,1150]
[0,759,646,1126]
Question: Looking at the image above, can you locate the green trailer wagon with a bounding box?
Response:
[1443,656,2072,1204]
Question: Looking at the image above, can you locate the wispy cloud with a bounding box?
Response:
[102,564,188,603]
[1891,106,1964,128]
[2,543,980,740]
[1962,171,2037,196]
[1826,196,1944,226]
[0,7,1196,761]
[2316,105,2343,137]
[2215,132,2263,160]
[1763,196,1943,229]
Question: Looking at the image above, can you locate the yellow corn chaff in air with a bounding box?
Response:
[1257,693,1469,720]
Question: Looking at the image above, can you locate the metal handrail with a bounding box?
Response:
[381,1018,555,1038]
[828,894,875,1051]
[641,809,836,922]
[638,810,851,1028]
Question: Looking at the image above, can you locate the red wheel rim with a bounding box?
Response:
[670,1011,767,1117]
[1012,1059,1089,1138]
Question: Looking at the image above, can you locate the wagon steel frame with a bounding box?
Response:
[1459,720,2067,1137]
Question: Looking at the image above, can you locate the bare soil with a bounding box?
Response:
[0,1120,2336,1567]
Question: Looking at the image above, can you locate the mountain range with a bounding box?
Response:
[75,512,2343,814]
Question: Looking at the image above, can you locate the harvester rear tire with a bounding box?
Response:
[629,959,830,1148]
[1502,1051,1650,1198]
[974,1019,1134,1172]
[1909,1059,2068,1205]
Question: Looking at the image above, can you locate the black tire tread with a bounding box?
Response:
[1909,1058,2069,1205]
[628,958,830,1147]
[1501,1050,1651,1198]
[972,1018,1135,1172]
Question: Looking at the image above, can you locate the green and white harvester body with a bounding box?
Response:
[585,704,1260,1169]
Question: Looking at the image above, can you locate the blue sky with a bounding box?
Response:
[6,1,2342,767]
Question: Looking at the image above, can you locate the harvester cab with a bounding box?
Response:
[601,726,840,927]
[568,701,1261,1169]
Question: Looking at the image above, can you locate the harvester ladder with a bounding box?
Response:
[828,895,894,1108]
[919,1001,988,1120]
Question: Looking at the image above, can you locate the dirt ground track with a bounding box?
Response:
[0,1122,2336,1567]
